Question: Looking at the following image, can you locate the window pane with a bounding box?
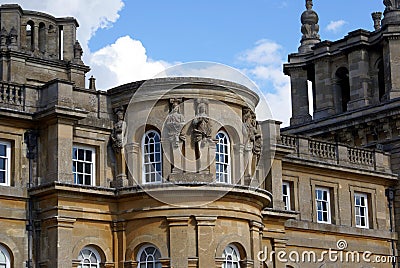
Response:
[78,149,84,160]
[86,150,92,162]
[85,163,92,174]
[77,162,83,173]
[78,174,83,184]
[73,147,77,160]
[0,145,6,156]
[0,171,5,184]
[85,175,91,185]
[0,159,5,170]
[0,251,5,263]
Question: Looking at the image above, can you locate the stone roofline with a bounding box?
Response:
[280,134,395,177]
[283,13,400,71]
[0,4,79,26]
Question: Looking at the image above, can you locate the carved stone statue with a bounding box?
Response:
[0,28,7,47]
[301,0,320,41]
[243,107,262,158]
[9,27,17,46]
[73,40,83,61]
[111,107,125,152]
[192,100,212,144]
[166,98,185,147]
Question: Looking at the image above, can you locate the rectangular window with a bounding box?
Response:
[282,181,291,211]
[316,187,331,224]
[355,192,369,228]
[72,146,95,186]
[0,141,10,186]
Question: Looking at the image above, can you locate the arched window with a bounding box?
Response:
[137,245,162,268]
[222,244,240,268]
[39,22,46,53]
[216,131,231,183]
[142,130,162,184]
[0,244,10,268]
[77,246,101,268]
[336,67,350,112]
[26,21,34,51]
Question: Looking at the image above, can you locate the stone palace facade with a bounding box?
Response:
[0,2,398,268]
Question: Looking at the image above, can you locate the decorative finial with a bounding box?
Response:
[299,0,320,53]
[89,75,96,90]
[372,12,382,30]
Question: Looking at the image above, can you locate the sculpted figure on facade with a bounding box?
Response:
[111,107,125,152]
[243,107,262,159]
[193,99,212,144]
[384,0,394,10]
[166,98,185,148]
[73,41,83,62]
[0,28,7,47]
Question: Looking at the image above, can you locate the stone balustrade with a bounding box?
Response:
[0,81,25,110]
[280,134,391,172]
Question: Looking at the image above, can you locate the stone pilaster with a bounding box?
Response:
[233,144,245,185]
[44,217,76,268]
[272,238,288,268]
[196,216,217,268]
[347,48,371,110]
[383,35,400,100]
[288,68,312,125]
[125,142,139,185]
[167,216,190,268]
[112,221,126,268]
[45,119,74,183]
[250,221,264,268]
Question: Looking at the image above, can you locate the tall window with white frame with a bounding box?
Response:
[216,131,231,183]
[222,244,241,268]
[0,244,11,268]
[77,246,101,268]
[137,245,162,268]
[72,146,95,186]
[282,181,291,211]
[142,130,162,184]
[315,187,331,224]
[0,141,11,186]
[355,192,369,228]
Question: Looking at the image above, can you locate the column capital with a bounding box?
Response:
[44,216,76,229]
[249,220,264,231]
[195,216,217,226]
[111,220,126,232]
[166,216,190,227]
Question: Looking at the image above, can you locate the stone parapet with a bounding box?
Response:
[281,134,392,173]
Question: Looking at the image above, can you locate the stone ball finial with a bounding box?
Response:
[299,0,320,53]
[301,0,319,27]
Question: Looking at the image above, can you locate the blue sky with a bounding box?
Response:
[89,1,383,63]
[1,1,386,125]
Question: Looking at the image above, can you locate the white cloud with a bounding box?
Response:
[326,20,347,33]
[239,39,283,65]
[238,40,291,126]
[91,36,170,89]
